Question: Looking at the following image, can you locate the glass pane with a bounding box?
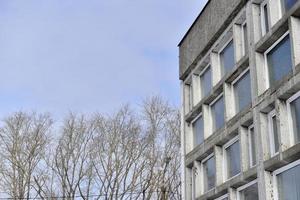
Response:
[203,156,216,191]
[211,96,225,131]
[267,35,292,85]
[226,140,241,178]
[272,115,280,153]
[193,116,204,146]
[201,66,212,98]
[263,4,269,33]
[278,164,300,200]
[290,96,300,143]
[220,40,235,75]
[234,71,252,112]
[249,127,257,167]
[284,0,298,10]
[239,183,259,200]
[243,23,248,55]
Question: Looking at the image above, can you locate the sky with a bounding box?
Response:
[0,0,207,119]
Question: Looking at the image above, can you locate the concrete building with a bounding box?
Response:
[178,0,300,199]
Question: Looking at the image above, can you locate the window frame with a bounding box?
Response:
[215,194,229,200]
[218,37,235,76]
[223,135,241,180]
[209,93,225,132]
[241,21,248,56]
[261,0,270,36]
[231,67,251,114]
[268,109,280,156]
[191,112,204,148]
[272,159,300,200]
[201,153,215,193]
[264,31,290,88]
[236,179,258,200]
[248,124,257,168]
[199,63,212,99]
[286,90,300,145]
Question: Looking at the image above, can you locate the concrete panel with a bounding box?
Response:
[179,0,248,80]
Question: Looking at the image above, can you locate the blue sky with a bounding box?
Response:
[0,0,207,118]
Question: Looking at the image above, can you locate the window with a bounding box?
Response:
[233,69,252,113]
[189,83,193,110]
[242,22,248,56]
[248,125,257,167]
[215,194,229,200]
[192,114,204,147]
[265,32,292,86]
[220,39,235,75]
[282,0,298,11]
[202,154,216,192]
[224,136,241,179]
[210,94,225,132]
[200,64,212,98]
[261,1,270,35]
[268,110,280,155]
[273,159,300,200]
[287,91,300,144]
[237,180,259,200]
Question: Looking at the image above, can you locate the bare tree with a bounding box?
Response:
[91,105,150,200]
[0,96,181,200]
[51,113,96,200]
[0,112,52,199]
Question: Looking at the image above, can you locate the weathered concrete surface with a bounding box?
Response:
[178,0,247,80]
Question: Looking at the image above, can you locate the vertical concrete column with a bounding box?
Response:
[214,145,224,186]
[192,74,201,106]
[269,0,282,27]
[180,82,187,200]
[211,52,221,86]
[276,99,291,151]
[233,23,243,62]
[247,2,261,100]
[257,170,274,200]
[224,83,235,121]
[257,111,271,160]
[239,126,250,172]
[184,84,191,114]
[203,104,212,139]
[185,167,193,200]
[228,187,237,200]
[185,122,193,154]
[194,161,202,198]
[289,16,300,68]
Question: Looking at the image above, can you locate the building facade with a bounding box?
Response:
[178,0,300,199]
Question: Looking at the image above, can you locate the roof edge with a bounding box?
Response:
[177,0,211,47]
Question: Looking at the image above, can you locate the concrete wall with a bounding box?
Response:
[179,0,247,80]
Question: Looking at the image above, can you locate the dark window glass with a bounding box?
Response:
[203,156,216,191]
[278,164,300,200]
[267,35,292,85]
[243,23,248,55]
[240,183,259,200]
[284,0,298,10]
[211,96,225,131]
[226,140,241,178]
[220,40,235,75]
[263,4,269,33]
[200,66,212,98]
[290,96,300,143]
[193,116,204,146]
[249,127,257,167]
[272,115,280,153]
[234,71,252,112]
